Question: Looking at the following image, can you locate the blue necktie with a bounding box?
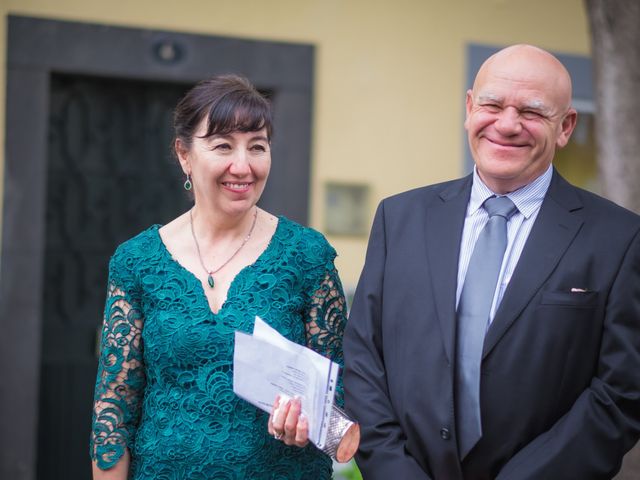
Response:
[455,195,517,459]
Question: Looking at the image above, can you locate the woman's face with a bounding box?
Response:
[177,120,271,218]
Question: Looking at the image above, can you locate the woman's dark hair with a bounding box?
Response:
[173,74,272,152]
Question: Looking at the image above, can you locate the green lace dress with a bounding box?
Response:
[90,216,347,479]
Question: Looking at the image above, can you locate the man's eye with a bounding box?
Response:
[521,111,542,120]
[482,104,501,112]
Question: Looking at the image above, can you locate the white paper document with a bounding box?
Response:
[233,316,339,448]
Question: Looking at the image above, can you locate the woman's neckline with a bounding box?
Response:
[154,215,285,316]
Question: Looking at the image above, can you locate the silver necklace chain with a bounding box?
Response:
[189,206,258,288]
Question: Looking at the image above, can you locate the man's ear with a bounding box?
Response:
[464,90,474,131]
[556,109,578,148]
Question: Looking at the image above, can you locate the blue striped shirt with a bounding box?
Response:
[456,165,553,324]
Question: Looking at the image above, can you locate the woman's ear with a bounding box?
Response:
[175,138,190,174]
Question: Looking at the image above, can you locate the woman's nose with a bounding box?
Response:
[228,151,251,174]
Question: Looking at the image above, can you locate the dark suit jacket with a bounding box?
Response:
[343,170,640,479]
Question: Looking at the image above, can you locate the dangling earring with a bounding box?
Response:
[184,174,192,191]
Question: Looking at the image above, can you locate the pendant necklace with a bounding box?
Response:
[190,206,258,289]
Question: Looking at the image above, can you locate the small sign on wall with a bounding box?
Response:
[324,182,370,237]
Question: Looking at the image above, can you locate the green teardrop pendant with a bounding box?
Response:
[207,274,215,288]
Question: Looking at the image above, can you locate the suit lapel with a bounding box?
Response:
[482,172,584,359]
[425,176,472,363]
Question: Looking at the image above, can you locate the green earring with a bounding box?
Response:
[184,174,192,191]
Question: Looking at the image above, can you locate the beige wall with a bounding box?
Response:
[0,0,590,289]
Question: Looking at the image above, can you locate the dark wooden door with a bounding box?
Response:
[36,74,192,479]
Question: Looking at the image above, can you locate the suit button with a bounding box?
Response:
[440,427,451,440]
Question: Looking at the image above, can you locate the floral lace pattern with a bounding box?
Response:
[90,217,347,479]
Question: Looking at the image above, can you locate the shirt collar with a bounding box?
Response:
[470,164,552,219]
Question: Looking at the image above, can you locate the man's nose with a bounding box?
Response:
[494,106,522,135]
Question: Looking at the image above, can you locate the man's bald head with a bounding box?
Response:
[473,44,574,113]
[465,44,577,194]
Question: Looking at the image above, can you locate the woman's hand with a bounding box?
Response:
[92,448,130,480]
[268,394,309,447]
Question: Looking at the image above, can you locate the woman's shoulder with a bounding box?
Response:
[111,225,163,267]
[276,216,336,261]
[277,216,330,243]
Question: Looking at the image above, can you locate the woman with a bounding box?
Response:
[90,75,348,479]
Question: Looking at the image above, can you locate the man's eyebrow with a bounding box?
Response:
[521,100,547,111]
[476,93,502,103]
[520,100,553,116]
[475,94,552,115]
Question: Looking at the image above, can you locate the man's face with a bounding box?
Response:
[465,48,577,194]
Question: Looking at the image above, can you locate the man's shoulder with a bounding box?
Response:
[382,176,470,209]
[552,174,640,228]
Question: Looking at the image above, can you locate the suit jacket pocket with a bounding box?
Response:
[540,290,599,307]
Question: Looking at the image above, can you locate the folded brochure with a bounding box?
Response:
[233,316,339,449]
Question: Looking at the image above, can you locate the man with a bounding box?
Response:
[343,44,640,479]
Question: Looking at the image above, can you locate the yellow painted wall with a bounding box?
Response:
[0,0,590,290]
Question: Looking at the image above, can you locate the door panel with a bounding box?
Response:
[37,74,192,480]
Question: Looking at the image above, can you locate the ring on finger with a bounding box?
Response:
[274,432,283,440]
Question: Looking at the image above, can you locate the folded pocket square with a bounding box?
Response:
[541,290,599,307]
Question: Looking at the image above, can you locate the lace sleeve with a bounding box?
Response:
[90,273,146,470]
[304,264,348,407]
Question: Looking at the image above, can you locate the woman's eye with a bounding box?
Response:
[214,143,232,151]
[251,144,267,152]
